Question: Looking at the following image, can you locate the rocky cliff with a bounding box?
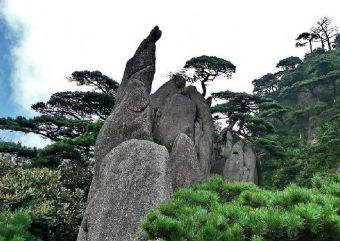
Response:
[77,26,214,241]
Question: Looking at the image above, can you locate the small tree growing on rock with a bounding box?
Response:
[276,56,302,70]
[183,55,236,97]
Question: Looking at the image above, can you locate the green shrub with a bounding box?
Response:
[0,160,85,241]
[0,211,41,241]
[143,175,340,241]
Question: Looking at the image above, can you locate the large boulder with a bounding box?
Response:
[153,93,196,149]
[211,131,234,175]
[170,133,203,191]
[150,73,186,111]
[153,86,214,179]
[77,139,172,241]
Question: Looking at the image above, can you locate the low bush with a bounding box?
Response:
[0,211,41,241]
[0,159,85,241]
[143,175,340,241]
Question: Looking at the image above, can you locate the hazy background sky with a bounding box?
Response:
[1,0,340,146]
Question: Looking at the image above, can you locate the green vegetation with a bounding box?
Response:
[0,70,118,240]
[211,31,340,189]
[296,32,319,53]
[143,175,340,241]
[252,73,278,96]
[276,56,302,70]
[183,55,236,97]
[0,159,84,240]
[2,17,340,240]
[296,17,338,52]
[257,49,340,188]
[0,211,41,241]
[211,91,284,142]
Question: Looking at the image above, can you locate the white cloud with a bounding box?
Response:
[0,130,50,148]
[19,133,51,148]
[1,0,340,114]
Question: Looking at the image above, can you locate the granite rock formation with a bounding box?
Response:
[152,84,214,179]
[77,26,214,241]
[212,131,258,184]
[170,133,204,190]
[78,140,172,241]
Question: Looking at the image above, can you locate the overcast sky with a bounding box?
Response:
[1,0,340,146]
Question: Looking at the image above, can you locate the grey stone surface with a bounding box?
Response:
[223,140,245,181]
[211,131,234,175]
[153,93,196,150]
[150,73,186,111]
[212,131,258,184]
[153,85,214,180]
[184,86,214,178]
[297,89,314,107]
[218,132,257,184]
[77,139,172,241]
[170,133,203,191]
[78,26,215,241]
[243,143,258,183]
[306,118,317,144]
[117,26,162,104]
[94,26,162,172]
[94,79,153,170]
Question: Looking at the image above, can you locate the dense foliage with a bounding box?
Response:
[257,49,340,188]
[144,175,340,241]
[211,91,284,140]
[0,211,41,241]
[0,159,84,240]
[0,70,118,240]
[252,73,278,96]
[276,56,302,70]
[1,17,340,241]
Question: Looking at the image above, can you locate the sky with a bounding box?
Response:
[0,0,340,147]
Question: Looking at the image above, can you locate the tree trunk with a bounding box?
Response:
[327,37,332,51]
[201,80,208,97]
[309,40,313,53]
[321,40,325,50]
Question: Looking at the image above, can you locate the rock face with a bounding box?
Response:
[150,74,186,111]
[94,27,161,166]
[117,26,162,104]
[78,140,172,241]
[170,133,204,190]
[152,85,214,179]
[77,26,214,241]
[212,131,258,184]
[184,86,214,178]
[153,93,196,148]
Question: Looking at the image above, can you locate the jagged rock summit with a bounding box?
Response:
[77,26,214,241]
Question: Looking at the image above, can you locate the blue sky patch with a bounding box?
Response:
[0,17,20,117]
